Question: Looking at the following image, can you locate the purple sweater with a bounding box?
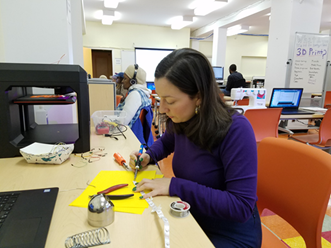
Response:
[146,114,258,228]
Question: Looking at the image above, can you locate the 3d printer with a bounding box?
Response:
[0,62,90,158]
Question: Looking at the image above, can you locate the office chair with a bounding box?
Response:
[233,97,249,106]
[138,107,154,147]
[232,78,246,88]
[116,95,123,107]
[289,109,331,150]
[324,91,331,109]
[257,137,331,248]
[244,108,282,143]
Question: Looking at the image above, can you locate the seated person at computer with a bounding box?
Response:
[221,64,246,96]
[116,64,153,146]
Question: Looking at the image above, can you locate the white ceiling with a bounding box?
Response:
[83,0,331,38]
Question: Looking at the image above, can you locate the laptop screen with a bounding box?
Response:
[269,88,303,108]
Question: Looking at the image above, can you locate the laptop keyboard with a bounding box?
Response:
[0,193,20,229]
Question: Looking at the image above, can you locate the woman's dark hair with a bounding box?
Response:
[154,48,238,151]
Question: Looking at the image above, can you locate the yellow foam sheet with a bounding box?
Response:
[70,170,162,214]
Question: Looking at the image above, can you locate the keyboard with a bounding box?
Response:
[0,192,20,229]
[281,109,314,115]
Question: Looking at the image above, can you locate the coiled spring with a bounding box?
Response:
[65,227,110,248]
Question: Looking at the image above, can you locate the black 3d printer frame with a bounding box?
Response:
[0,63,90,158]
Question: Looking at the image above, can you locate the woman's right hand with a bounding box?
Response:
[129,151,151,171]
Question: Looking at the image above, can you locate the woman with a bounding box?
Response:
[130,49,262,247]
[112,72,127,97]
[116,64,153,146]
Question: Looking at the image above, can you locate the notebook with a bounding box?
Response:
[269,88,314,115]
[0,187,58,248]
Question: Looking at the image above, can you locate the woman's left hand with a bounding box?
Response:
[133,177,172,199]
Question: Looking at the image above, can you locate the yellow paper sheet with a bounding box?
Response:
[69,170,158,214]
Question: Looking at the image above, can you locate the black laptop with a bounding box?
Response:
[0,187,58,248]
[269,88,314,115]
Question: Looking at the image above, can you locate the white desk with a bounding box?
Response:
[278,111,325,135]
[0,128,213,248]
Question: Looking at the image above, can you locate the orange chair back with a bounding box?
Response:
[257,138,331,248]
[116,95,123,107]
[244,108,282,142]
[139,109,147,126]
[318,108,331,146]
[233,98,249,105]
[324,91,331,109]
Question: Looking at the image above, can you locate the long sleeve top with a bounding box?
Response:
[146,114,258,232]
[226,71,245,92]
[116,84,151,127]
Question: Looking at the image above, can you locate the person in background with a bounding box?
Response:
[129,48,262,247]
[99,75,108,79]
[116,64,154,147]
[221,64,246,96]
[113,72,127,97]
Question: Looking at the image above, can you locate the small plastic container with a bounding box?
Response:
[91,110,126,135]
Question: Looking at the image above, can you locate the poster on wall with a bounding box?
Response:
[289,32,330,93]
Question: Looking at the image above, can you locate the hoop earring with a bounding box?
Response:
[195,105,200,114]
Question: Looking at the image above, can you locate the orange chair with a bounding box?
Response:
[244,108,282,143]
[324,91,331,109]
[233,97,249,106]
[139,108,147,126]
[116,95,123,107]
[289,109,331,150]
[138,107,154,146]
[257,137,331,248]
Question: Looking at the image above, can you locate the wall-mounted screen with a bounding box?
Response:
[213,66,224,80]
[135,47,174,83]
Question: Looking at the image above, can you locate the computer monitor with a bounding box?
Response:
[147,82,155,91]
[212,66,224,81]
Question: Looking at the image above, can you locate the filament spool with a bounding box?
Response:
[170,201,190,218]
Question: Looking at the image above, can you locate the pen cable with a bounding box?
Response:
[134,181,170,248]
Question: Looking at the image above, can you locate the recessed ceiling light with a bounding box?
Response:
[227,25,250,36]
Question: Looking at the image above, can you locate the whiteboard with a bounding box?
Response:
[289,32,330,93]
[135,48,174,82]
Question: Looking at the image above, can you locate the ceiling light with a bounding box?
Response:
[104,0,119,9]
[102,10,115,25]
[171,16,194,30]
[226,25,250,36]
[194,0,228,16]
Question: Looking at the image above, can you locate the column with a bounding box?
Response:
[0,0,84,65]
[212,27,227,67]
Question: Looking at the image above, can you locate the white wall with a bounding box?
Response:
[0,0,74,64]
[225,35,268,81]
[192,35,269,81]
[83,21,190,73]
[0,0,85,124]
[0,8,3,61]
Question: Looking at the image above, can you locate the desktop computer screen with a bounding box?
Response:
[213,66,224,81]
[147,82,155,91]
